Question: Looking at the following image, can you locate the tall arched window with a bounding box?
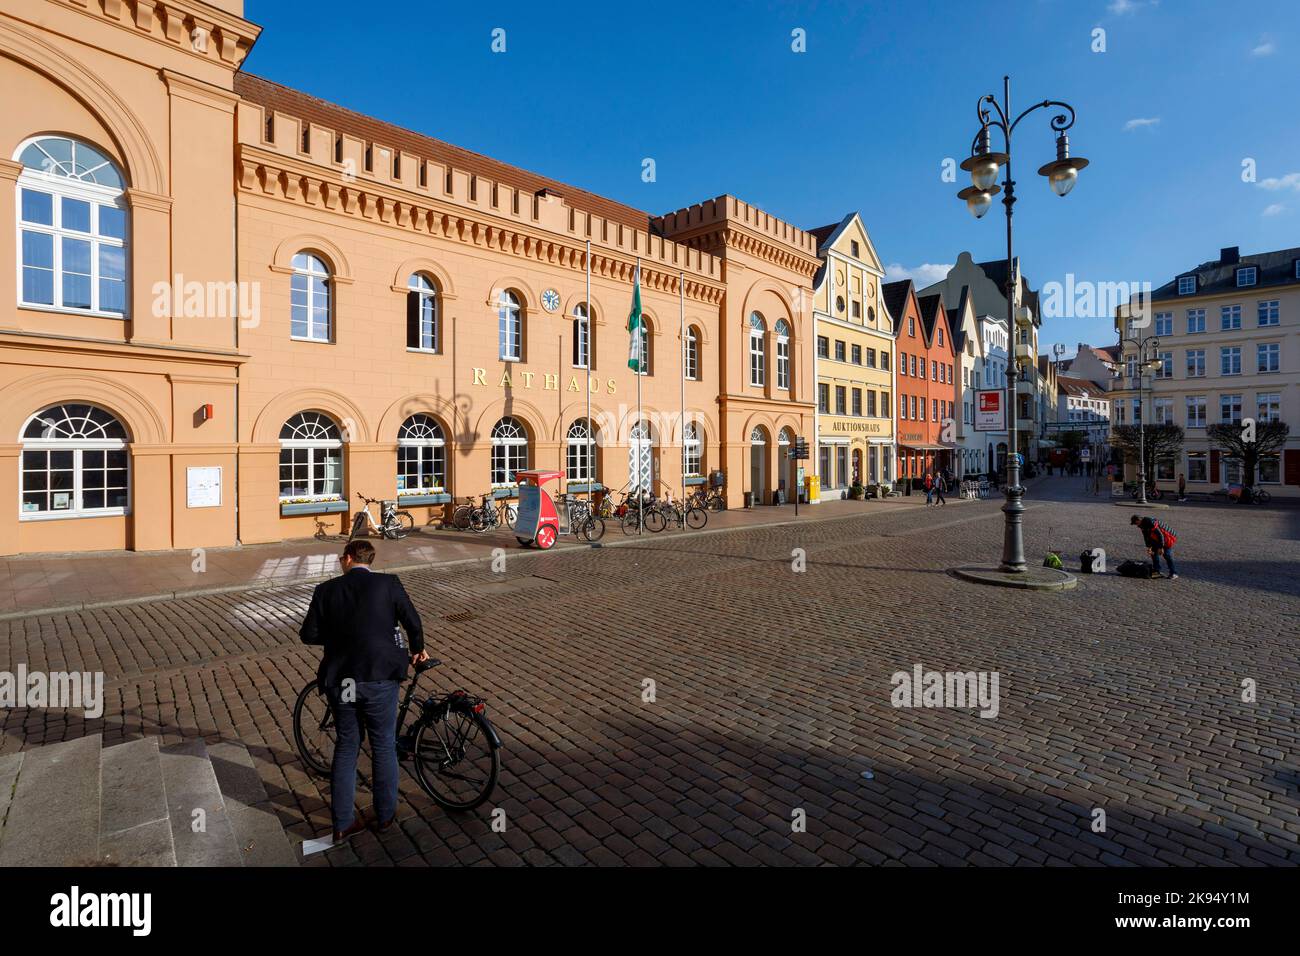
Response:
[490,416,528,485]
[498,290,522,361]
[566,418,596,483]
[682,421,703,477]
[572,302,592,369]
[406,273,438,351]
[774,319,791,391]
[20,403,129,518]
[279,411,343,499]
[749,313,766,387]
[17,136,127,315]
[291,253,331,342]
[397,413,445,494]
[635,316,653,375]
[685,325,700,381]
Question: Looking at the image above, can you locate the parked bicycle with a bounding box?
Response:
[450,493,519,532]
[293,657,501,812]
[558,494,606,542]
[644,496,708,532]
[349,493,415,541]
[1227,483,1270,504]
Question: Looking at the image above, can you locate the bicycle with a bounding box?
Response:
[1128,482,1163,501]
[293,658,501,812]
[468,493,519,533]
[558,494,606,542]
[644,497,707,532]
[349,493,415,540]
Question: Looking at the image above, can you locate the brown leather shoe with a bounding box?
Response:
[375,816,397,833]
[332,814,367,844]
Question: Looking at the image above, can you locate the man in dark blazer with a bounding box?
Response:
[300,539,427,842]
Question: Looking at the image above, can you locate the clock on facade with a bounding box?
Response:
[541,289,560,312]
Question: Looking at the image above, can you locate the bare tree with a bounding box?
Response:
[1110,424,1185,487]
[1206,421,1290,498]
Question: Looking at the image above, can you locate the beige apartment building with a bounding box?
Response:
[808,212,894,496]
[0,0,818,554]
[1112,245,1300,495]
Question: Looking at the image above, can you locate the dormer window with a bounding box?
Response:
[1236,266,1257,288]
[1177,275,1196,295]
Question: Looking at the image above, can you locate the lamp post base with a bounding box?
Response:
[950,565,1078,591]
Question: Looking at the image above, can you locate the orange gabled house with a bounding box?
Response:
[886,280,958,485]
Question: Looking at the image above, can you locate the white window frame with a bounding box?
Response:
[774,320,790,390]
[1220,304,1242,331]
[1187,308,1205,333]
[397,413,446,494]
[572,303,590,369]
[279,412,344,500]
[498,291,523,362]
[682,421,702,477]
[1257,342,1280,373]
[290,253,332,343]
[1186,395,1206,428]
[749,313,766,387]
[490,416,528,486]
[565,419,595,484]
[19,404,130,520]
[1258,300,1279,327]
[684,327,699,381]
[16,136,129,319]
[1177,275,1196,295]
[1236,266,1257,287]
[406,273,438,352]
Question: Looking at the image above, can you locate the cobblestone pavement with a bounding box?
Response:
[2,479,1298,866]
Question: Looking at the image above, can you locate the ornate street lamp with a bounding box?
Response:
[1117,304,1162,506]
[956,76,1088,574]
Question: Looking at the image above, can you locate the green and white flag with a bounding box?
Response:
[627,263,644,373]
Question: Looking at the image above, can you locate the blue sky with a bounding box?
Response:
[242,0,1298,353]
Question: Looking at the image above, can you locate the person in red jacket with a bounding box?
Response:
[924,470,934,506]
[1131,514,1179,579]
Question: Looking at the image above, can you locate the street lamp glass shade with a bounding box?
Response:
[958,184,999,219]
[1037,156,1090,197]
[970,157,1000,191]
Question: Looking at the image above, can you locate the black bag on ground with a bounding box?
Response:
[1079,549,1099,573]
[1116,559,1156,578]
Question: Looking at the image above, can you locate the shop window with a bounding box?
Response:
[397,414,445,494]
[279,411,343,500]
[20,403,129,519]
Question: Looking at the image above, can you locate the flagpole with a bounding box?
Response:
[679,269,685,529]
[585,239,592,512]
[636,257,643,536]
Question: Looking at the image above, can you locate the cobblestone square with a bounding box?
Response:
[2,481,1297,866]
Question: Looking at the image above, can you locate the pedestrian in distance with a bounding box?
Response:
[1177,472,1187,502]
[934,473,947,506]
[1130,514,1179,579]
[924,470,934,506]
[300,539,428,843]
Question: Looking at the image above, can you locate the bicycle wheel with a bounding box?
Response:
[621,511,642,535]
[709,494,726,512]
[469,509,489,532]
[685,506,707,530]
[581,516,606,542]
[644,507,667,533]
[292,679,335,776]
[502,504,518,530]
[395,510,415,532]
[348,511,367,541]
[384,512,414,539]
[452,505,474,530]
[412,704,501,811]
[1255,489,1271,504]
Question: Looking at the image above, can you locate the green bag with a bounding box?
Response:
[1043,552,1063,570]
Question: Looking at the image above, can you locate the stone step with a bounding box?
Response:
[98,737,176,867]
[0,735,102,866]
[159,739,244,867]
[207,741,298,867]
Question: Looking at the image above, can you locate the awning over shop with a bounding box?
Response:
[818,436,851,445]
[898,443,953,451]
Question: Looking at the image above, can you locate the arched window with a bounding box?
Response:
[749,313,766,387]
[750,426,766,443]
[291,253,331,342]
[397,413,445,494]
[685,325,700,381]
[774,319,791,391]
[629,420,655,492]
[406,274,438,351]
[17,136,128,315]
[498,290,522,361]
[682,421,703,477]
[572,302,592,369]
[279,411,343,500]
[20,403,129,518]
[566,418,596,483]
[490,416,528,485]
[634,316,653,375]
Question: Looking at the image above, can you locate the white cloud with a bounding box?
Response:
[1262,203,1285,217]
[1259,172,1300,192]
[1251,38,1275,57]
[1108,0,1139,14]
[884,263,953,287]
[1123,117,1160,131]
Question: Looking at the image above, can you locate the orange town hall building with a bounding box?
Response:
[0,0,822,554]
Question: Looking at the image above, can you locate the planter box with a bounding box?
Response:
[684,476,706,486]
[397,493,452,506]
[565,482,604,495]
[280,499,347,517]
[492,487,518,500]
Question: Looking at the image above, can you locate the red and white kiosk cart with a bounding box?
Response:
[513,470,562,549]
